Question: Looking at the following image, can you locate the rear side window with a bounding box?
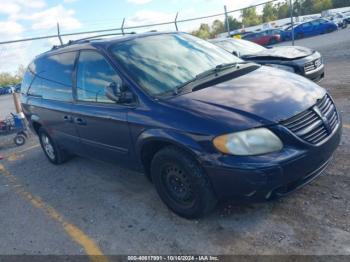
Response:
[33,52,76,86]
[21,69,34,95]
[29,52,76,101]
[27,77,42,97]
[76,51,121,103]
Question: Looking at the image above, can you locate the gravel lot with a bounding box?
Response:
[0,28,349,258]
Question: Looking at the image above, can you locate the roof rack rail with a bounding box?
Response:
[51,31,137,50]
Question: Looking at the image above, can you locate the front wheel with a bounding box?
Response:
[151,146,217,219]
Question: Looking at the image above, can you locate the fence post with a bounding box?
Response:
[121,18,126,35]
[56,23,63,45]
[290,0,295,45]
[174,12,179,31]
[224,5,230,37]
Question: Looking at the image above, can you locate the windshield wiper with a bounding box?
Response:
[173,62,245,95]
[195,62,239,79]
[158,62,250,98]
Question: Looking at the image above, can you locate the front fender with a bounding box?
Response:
[135,128,209,164]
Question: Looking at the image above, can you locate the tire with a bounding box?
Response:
[38,128,69,165]
[296,33,304,39]
[14,135,26,146]
[268,38,277,45]
[151,146,217,219]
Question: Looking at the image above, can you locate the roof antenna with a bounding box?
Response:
[57,22,63,45]
[121,18,126,35]
[174,12,179,31]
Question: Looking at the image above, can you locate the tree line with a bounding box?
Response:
[0,65,25,87]
[192,0,350,39]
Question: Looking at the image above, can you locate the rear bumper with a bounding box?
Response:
[203,121,342,201]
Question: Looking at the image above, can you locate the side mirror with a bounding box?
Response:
[105,81,122,102]
[232,51,241,57]
[105,80,134,104]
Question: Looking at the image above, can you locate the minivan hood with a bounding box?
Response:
[243,46,314,60]
[168,66,325,125]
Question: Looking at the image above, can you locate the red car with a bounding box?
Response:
[243,30,282,46]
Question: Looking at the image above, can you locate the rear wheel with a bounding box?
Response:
[151,146,217,219]
[326,27,333,33]
[296,32,304,39]
[39,128,69,164]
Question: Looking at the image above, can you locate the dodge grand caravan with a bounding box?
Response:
[21,32,342,218]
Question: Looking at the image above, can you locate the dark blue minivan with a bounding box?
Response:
[21,32,342,218]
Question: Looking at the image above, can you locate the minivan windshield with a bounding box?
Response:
[212,39,266,56]
[111,33,242,96]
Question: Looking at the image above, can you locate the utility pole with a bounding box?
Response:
[290,0,295,45]
[224,5,230,37]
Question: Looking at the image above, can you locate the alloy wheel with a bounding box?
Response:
[41,134,55,160]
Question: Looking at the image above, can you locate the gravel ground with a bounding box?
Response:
[0,28,349,257]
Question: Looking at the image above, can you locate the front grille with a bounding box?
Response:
[304,58,322,73]
[281,94,339,145]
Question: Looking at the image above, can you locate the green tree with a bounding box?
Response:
[300,0,314,15]
[276,1,290,19]
[211,19,225,36]
[313,0,333,13]
[293,0,303,16]
[262,3,278,22]
[241,7,262,27]
[0,73,15,87]
[0,65,24,87]
[192,23,211,39]
[15,65,26,81]
[332,0,349,8]
[225,16,242,31]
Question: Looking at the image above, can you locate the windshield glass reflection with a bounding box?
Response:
[111,33,241,95]
[213,39,266,56]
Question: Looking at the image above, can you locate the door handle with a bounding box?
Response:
[74,117,87,125]
[63,115,73,122]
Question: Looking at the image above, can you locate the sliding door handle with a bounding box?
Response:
[74,117,87,125]
[63,115,73,122]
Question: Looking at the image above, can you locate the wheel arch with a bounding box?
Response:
[136,129,205,180]
[31,120,42,136]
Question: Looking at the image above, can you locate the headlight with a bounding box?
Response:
[213,128,283,156]
[267,64,295,73]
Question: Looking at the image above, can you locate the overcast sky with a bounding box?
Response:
[0,0,270,72]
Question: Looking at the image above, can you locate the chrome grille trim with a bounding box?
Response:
[304,58,322,73]
[281,94,339,145]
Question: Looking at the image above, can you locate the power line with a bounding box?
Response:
[0,0,281,45]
